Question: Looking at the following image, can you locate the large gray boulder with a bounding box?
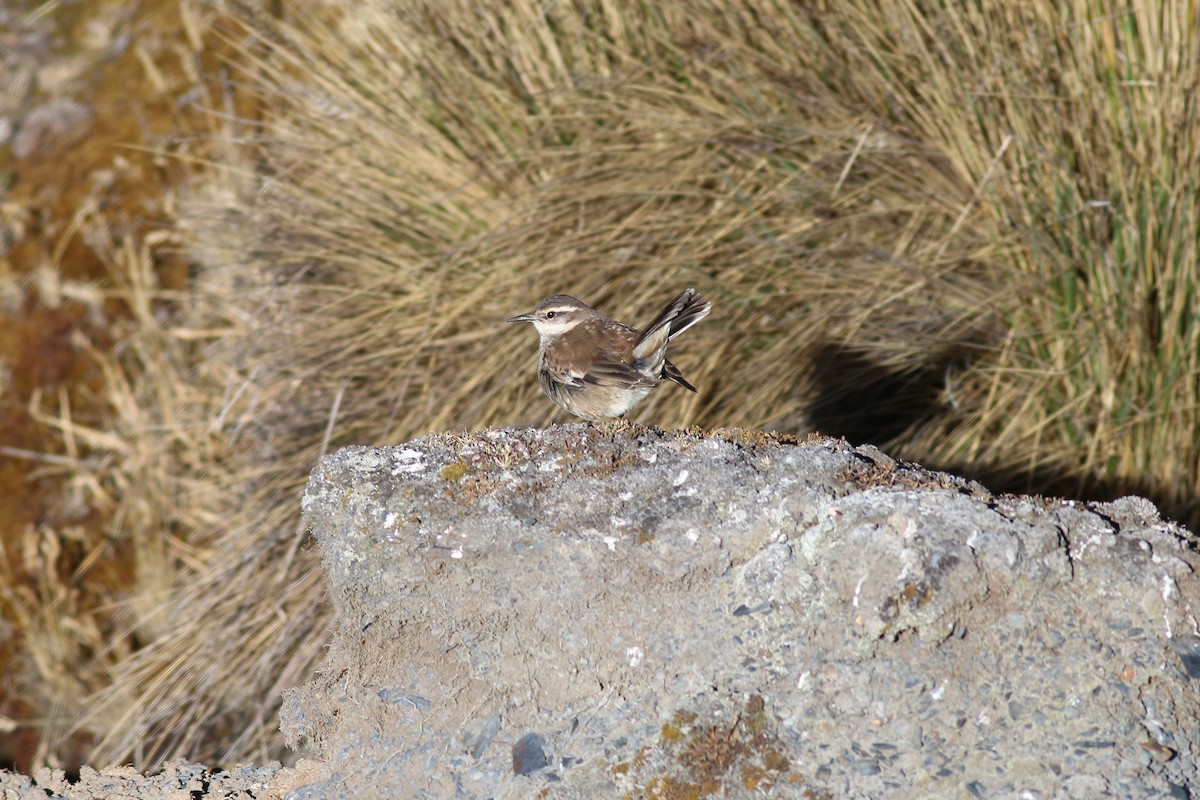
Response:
[274,425,1200,799]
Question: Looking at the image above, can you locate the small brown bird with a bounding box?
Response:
[507,288,712,420]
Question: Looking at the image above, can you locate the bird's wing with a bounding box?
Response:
[540,362,587,388]
[583,357,656,388]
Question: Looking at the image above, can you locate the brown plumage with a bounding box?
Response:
[507,289,712,420]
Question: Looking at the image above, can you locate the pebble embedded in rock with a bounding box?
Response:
[512,733,549,776]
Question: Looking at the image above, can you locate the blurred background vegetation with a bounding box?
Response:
[1,0,1196,775]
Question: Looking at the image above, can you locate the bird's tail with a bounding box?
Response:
[632,289,712,376]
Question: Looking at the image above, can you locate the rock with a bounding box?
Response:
[273,426,1200,798]
[512,733,550,776]
[0,760,277,799]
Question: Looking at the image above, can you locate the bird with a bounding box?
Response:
[506,288,711,421]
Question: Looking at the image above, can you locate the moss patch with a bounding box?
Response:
[614,695,819,798]
[440,461,469,482]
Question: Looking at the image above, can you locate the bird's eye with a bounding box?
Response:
[545,311,556,319]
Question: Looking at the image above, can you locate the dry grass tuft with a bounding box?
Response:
[77,0,1199,768]
[0,0,257,771]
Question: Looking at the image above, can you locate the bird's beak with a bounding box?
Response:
[506,312,535,323]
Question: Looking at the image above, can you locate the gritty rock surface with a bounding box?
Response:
[275,425,1200,799]
[2,426,1193,798]
[0,760,277,799]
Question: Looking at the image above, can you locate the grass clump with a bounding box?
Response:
[74,0,1199,769]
